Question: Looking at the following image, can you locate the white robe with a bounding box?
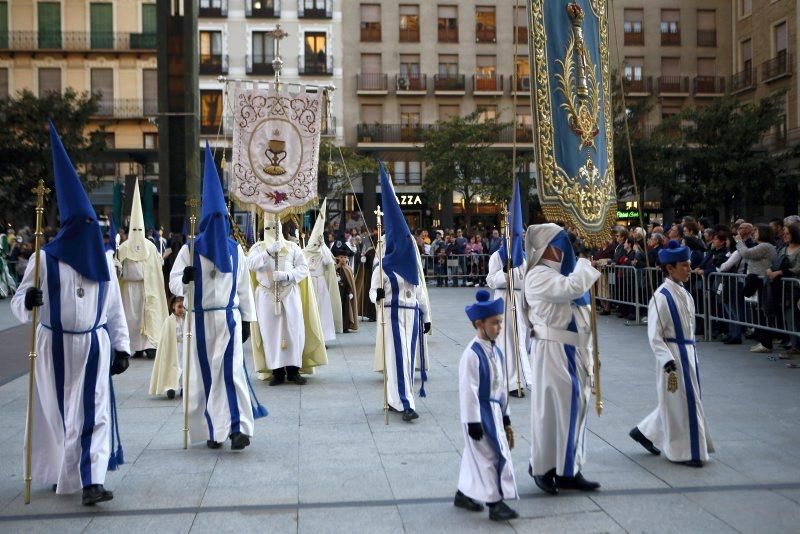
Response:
[485,251,532,391]
[246,241,309,370]
[458,337,518,503]
[12,251,130,494]
[369,269,430,412]
[638,278,714,463]
[148,313,184,396]
[120,259,154,352]
[306,246,336,342]
[524,258,600,477]
[169,244,258,443]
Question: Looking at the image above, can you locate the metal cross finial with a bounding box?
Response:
[31,180,51,201]
[374,206,384,222]
[271,24,289,79]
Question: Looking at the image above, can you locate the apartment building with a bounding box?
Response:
[0,0,159,208]
[341,1,535,228]
[198,0,343,148]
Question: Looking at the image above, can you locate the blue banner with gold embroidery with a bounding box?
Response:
[527,0,617,247]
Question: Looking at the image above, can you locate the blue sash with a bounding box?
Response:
[562,314,581,478]
[470,341,507,498]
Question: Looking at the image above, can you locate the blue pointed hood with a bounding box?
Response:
[499,179,525,268]
[105,217,117,253]
[194,144,236,272]
[43,120,109,282]
[549,229,590,306]
[380,163,418,285]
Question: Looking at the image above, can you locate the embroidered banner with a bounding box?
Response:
[231,85,323,214]
[527,0,617,247]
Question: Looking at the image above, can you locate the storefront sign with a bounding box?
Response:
[616,210,640,219]
[397,193,424,206]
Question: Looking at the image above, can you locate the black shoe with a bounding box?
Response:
[402,408,419,422]
[288,374,307,385]
[555,472,600,492]
[387,405,400,413]
[230,432,250,450]
[683,459,704,468]
[508,389,525,398]
[51,484,57,493]
[82,484,113,506]
[145,349,156,360]
[723,338,742,345]
[488,501,519,521]
[166,389,176,400]
[629,427,660,455]
[453,490,484,512]
[269,376,285,386]
[206,440,223,449]
[531,466,559,495]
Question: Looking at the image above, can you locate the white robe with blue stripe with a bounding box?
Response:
[12,251,130,494]
[638,278,714,463]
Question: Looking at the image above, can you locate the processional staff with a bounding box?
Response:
[182,196,199,449]
[374,206,389,425]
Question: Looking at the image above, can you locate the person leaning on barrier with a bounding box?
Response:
[736,224,777,354]
[766,222,800,359]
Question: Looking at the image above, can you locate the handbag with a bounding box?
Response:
[742,273,762,298]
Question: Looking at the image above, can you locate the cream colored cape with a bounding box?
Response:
[117,240,168,346]
[148,314,181,395]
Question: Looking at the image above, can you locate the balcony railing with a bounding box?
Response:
[298,54,333,75]
[762,51,791,82]
[624,31,644,45]
[200,121,223,135]
[245,0,279,17]
[499,125,533,144]
[357,123,433,144]
[657,75,689,94]
[438,26,458,43]
[247,55,275,75]
[0,31,157,51]
[199,54,229,75]
[357,73,389,92]
[730,67,755,92]
[475,27,496,43]
[298,0,332,18]
[92,99,157,118]
[696,29,716,47]
[473,74,503,93]
[396,74,426,92]
[199,0,228,17]
[661,31,680,46]
[361,26,381,42]
[399,27,420,42]
[624,76,653,94]
[693,76,725,94]
[434,74,466,92]
[512,75,531,92]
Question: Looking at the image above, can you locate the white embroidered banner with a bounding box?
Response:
[231,85,323,214]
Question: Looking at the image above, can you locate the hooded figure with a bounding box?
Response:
[12,121,130,505]
[302,199,340,342]
[369,164,431,422]
[117,179,168,359]
[331,221,359,333]
[355,229,378,322]
[522,223,601,495]
[169,145,265,451]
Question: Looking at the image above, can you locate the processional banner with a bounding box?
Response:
[527,0,617,247]
[231,84,324,214]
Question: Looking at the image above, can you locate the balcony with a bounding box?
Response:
[512,75,531,94]
[438,26,458,43]
[247,55,275,75]
[199,54,228,75]
[199,0,228,17]
[730,67,755,93]
[399,27,420,42]
[360,26,381,42]
[0,31,157,52]
[762,51,791,83]
[693,76,725,95]
[499,125,534,144]
[92,99,156,119]
[696,29,716,47]
[357,123,432,145]
[434,74,466,94]
[298,0,332,19]
[473,74,503,95]
[661,31,680,46]
[298,54,333,75]
[200,121,223,135]
[395,74,427,95]
[245,0,280,17]
[357,73,389,94]
[657,76,690,95]
[475,26,496,43]
[624,31,644,46]
[624,76,653,95]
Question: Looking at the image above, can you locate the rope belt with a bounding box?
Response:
[530,323,590,347]
[665,337,696,346]
[193,305,240,313]
[41,323,107,335]
[384,304,419,310]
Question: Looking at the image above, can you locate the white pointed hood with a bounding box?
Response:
[263,212,289,253]
[122,179,148,262]
[304,198,327,255]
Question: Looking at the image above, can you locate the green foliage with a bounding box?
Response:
[320,138,377,197]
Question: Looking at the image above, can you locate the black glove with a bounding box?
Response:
[24,288,43,310]
[182,266,195,284]
[375,288,385,302]
[423,322,432,334]
[502,262,509,273]
[241,321,250,343]
[467,422,484,441]
[111,351,130,375]
[503,415,511,427]
[664,360,677,374]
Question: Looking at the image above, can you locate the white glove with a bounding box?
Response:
[273,270,290,282]
[361,255,366,264]
[267,242,281,255]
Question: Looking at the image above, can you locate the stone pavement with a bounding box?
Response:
[0,287,799,533]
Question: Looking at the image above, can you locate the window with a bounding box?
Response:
[90,68,113,115]
[247,0,276,17]
[475,55,497,90]
[38,67,61,97]
[92,132,115,176]
[400,104,420,126]
[200,30,222,61]
[0,68,7,100]
[764,22,789,79]
[660,9,680,45]
[360,54,383,89]
[514,56,530,90]
[300,0,330,18]
[199,0,226,17]
[399,54,421,88]
[0,2,9,49]
[624,57,645,91]
[252,31,275,65]
[303,32,328,74]
[697,58,715,76]
[695,58,718,93]
[739,0,751,18]
[659,57,682,92]
[438,54,458,77]
[516,105,532,141]
[143,132,158,150]
[696,10,716,47]
[439,104,460,121]
[741,38,752,71]
[514,6,527,44]
[774,21,788,55]
[438,5,458,43]
[200,90,223,134]
[90,3,113,49]
[477,105,496,123]
[623,9,643,45]
[407,161,421,185]
[475,6,495,43]
[143,69,157,115]
[399,5,419,42]
[38,2,61,48]
[360,4,381,42]
[360,104,382,124]
[131,3,156,48]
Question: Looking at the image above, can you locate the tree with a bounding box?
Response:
[421,111,511,229]
[0,89,107,226]
[319,138,376,198]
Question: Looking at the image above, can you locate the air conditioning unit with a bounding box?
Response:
[397,77,410,90]
[519,77,531,90]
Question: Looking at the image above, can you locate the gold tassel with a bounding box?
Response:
[667,371,678,393]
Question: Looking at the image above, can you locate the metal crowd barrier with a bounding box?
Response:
[421,253,493,286]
